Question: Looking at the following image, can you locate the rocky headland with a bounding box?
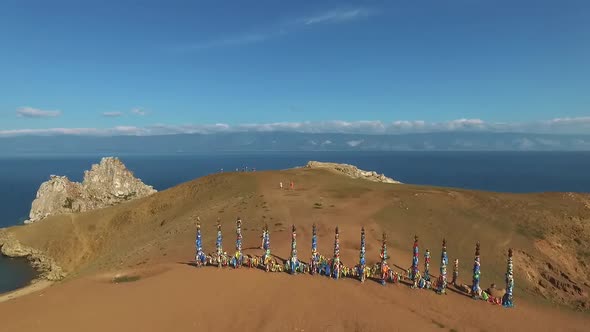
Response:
[0,231,65,281]
[25,157,156,224]
[0,157,156,284]
[304,161,401,184]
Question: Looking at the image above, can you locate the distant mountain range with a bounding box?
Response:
[1,132,589,154]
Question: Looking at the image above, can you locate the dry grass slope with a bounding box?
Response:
[4,168,590,313]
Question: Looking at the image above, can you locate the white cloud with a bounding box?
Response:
[0,126,145,137]
[16,107,61,118]
[535,138,561,147]
[102,112,123,118]
[172,7,375,51]
[2,117,590,137]
[130,108,146,116]
[392,120,426,129]
[347,140,364,147]
[547,117,590,125]
[514,138,535,150]
[445,118,485,130]
[300,8,374,26]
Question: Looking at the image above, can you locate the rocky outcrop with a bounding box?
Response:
[304,161,401,184]
[515,247,590,311]
[0,231,66,281]
[26,157,156,223]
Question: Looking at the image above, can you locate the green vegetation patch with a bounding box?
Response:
[516,223,546,239]
[112,275,141,283]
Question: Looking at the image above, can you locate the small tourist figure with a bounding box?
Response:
[452,259,459,286]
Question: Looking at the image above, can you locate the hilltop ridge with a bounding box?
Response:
[1,163,589,331]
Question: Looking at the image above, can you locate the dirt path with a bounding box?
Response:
[0,280,53,304]
[1,263,587,332]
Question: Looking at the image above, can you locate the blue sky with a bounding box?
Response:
[0,0,589,136]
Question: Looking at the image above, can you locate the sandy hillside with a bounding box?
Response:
[1,167,590,331]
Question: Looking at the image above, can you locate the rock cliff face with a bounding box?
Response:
[304,161,401,184]
[26,157,156,223]
[0,231,65,281]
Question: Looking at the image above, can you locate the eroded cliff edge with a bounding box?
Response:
[0,230,66,281]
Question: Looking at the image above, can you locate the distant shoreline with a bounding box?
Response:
[3,150,590,158]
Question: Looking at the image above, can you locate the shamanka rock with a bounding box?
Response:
[304,161,401,184]
[25,157,156,223]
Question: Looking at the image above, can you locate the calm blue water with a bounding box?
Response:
[1,151,589,293]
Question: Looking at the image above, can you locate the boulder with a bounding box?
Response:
[487,284,506,298]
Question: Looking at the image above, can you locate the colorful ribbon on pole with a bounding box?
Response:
[216,220,223,267]
[502,248,514,308]
[359,227,366,282]
[472,241,481,299]
[289,224,299,274]
[423,249,431,282]
[310,223,318,275]
[233,217,243,268]
[332,226,341,279]
[262,224,271,271]
[380,232,389,285]
[436,238,448,294]
[195,219,206,266]
[452,258,459,286]
[410,235,420,287]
